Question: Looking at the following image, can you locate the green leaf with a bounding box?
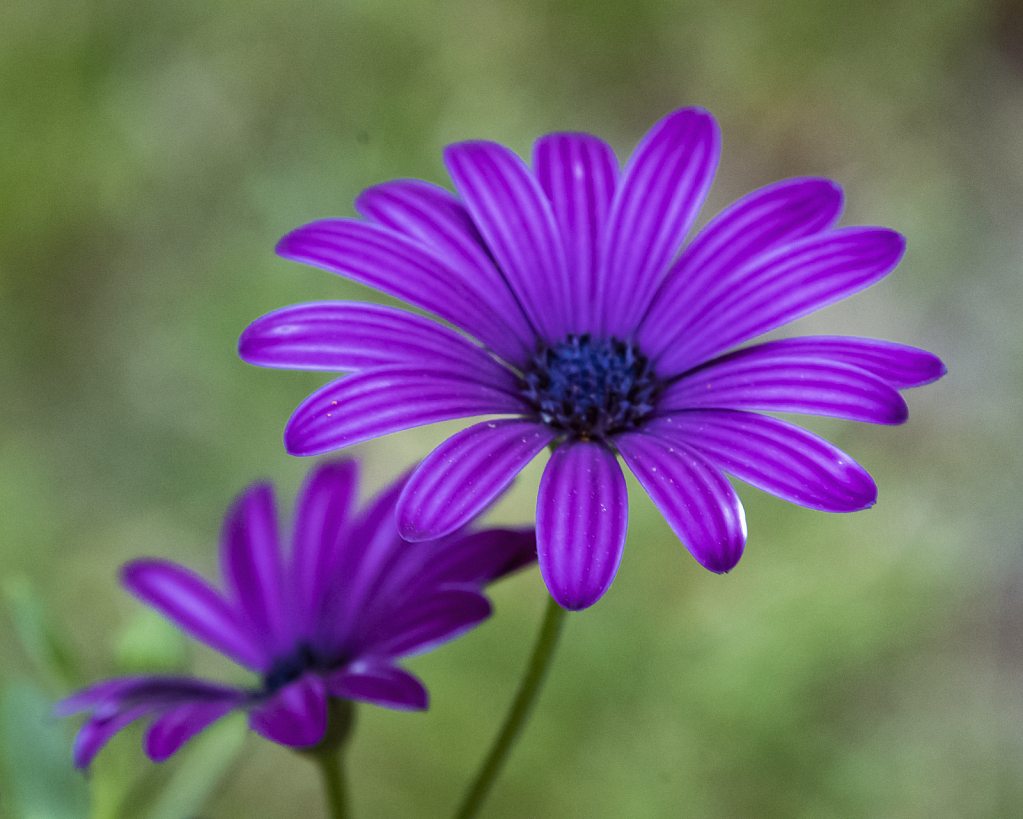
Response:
[0,679,89,819]
[2,574,82,689]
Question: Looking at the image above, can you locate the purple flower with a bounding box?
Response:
[239,108,944,611]
[56,460,536,767]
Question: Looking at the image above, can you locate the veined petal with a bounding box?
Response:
[239,301,514,383]
[325,662,427,711]
[537,441,628,610]
[121,561,263,670]
[276,218,533,364]
[645,411,876,512]
[362,588,491,658]
[533,132,618,333]
[731,336,946,389]
[660,346,908,424]
[290,460,359,635]
[317,474,409,651]
[615,432,746,573]
[284,366,529,456]
[59,676,244,768]
[398,418,555,541]
[145,699,239,762]
[444,140,572,344]
[72,704,153,768]
[56,676,242,717]
[639,177,844,357]
[249,674,327,747]
[601,108,720,338]
[412,527,538,589]
[356,179,536,365]
[652,227,906,376]
[220,484,289,659]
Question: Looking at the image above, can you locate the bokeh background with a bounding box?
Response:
[0,0,1018,816]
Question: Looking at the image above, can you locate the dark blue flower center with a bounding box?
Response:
[521,334,660,440]
[262,642,321,695]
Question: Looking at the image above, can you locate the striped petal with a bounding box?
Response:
[362,588,491,658]
[121,561,263,670]
[732,336,946,389]
[537,441,628,610]
[276,218,532,363]
[645,411,876,512]
[249,674,327,748]
[219,484,289,659]
[145,699,239,762]
[284,366,529,456]
[660,345,908,424]
[601,108,720,338]
[639,176,844,358]
[533,132,618,333]
[615,432,746,573]
[356,179,536,365]
[445,140,571,344]
[398,418,556,541]
[239,301,511,382]
[651,227,906,376]
[326,662,427,711]
[290,460,358,635]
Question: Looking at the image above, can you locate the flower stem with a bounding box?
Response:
[454,594,567,819]
[313,746,348,819]
[301,697,356,819]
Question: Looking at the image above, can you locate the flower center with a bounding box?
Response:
[263,642,320,695]
[521,333,660,440]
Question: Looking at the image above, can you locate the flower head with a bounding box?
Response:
[240,108,944,611]
[57,460,536,766]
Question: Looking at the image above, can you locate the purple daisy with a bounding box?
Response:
[239,107,944,611]
[56,460,536,767]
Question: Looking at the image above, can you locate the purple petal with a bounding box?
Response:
[644,411,876,512]
[276,218,534,364]
[659,344,908,425]
[57,676,243,717]
[532,132,618,333]
[615,431,746,573]
[72,704,153,768]
[219,484,289,660]
[649,227,906,376]
[639,177,844,358]
[412,527,538,589]
[59,676,244,768]
[316,474,408,651]
[121,560,263,670]
[444,140,571,344]
[325,662,427,711]
[144,700,239,762]
[355,179,537,365]
[249,674,327,747]
[239,301,515,382]
[290,460,359,635]
[397,418,555,541]
[731,336,946,389]
[536,441,628,610]
[284,366,529,456]
[362,588,491,658]
[601,108,720,338]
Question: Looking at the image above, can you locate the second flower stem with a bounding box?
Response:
[454,594,567,819]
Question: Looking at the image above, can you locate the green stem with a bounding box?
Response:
[313,746,348,819]
[301,697,355,819]
[454,594,567,819]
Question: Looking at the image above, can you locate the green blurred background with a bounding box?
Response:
[0,0,1015,816]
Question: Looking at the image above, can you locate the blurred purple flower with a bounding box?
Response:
[240,107,944,611]
[56,460,536,767]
